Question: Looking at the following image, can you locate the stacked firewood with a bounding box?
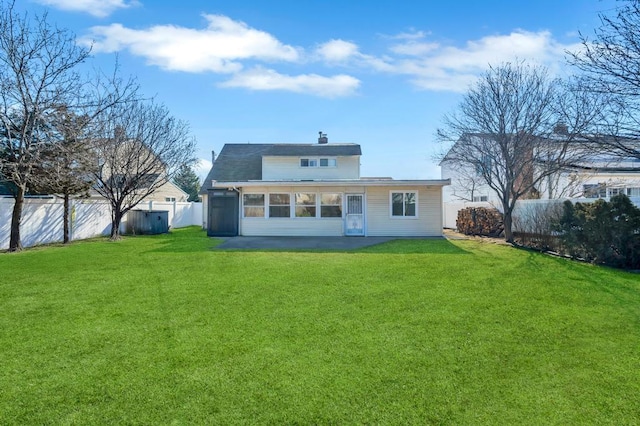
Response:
[456,207,504,237]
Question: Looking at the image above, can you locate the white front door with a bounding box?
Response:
[345,194,365,236]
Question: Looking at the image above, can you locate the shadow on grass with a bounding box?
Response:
[139,227,223,253]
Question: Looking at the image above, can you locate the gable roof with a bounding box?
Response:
[200,143,362,193]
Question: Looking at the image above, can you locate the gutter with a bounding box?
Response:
[211,179,451,188]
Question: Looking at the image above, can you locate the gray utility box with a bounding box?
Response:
[125,210,169,235]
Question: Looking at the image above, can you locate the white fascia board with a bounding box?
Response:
[212,179,451,188]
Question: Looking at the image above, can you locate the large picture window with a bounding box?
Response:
[269,193,291,218]
[391,192,417,217]
[321,193,342,217]
[295,193,316,217]
[243,194,265,217]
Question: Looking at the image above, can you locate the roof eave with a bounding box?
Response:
[210,179,451,188]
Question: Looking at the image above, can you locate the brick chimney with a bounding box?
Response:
[318,131,328,144]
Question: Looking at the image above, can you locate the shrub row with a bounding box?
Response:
[555,195,640,269]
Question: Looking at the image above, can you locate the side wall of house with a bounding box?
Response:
[144,181,188,202]
[366,186,443,237]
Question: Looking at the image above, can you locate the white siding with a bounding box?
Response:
[262,156,360,180]
[236,184,444,237]
[201,193,208,229]
[365,186,443,237]
[239,185,363,236]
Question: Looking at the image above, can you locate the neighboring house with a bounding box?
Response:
[441,134,640,204]
[145,181,189,202]
[440,133,640,228]
[200,135,450,237]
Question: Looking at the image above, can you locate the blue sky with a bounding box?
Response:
[22,0,617,180]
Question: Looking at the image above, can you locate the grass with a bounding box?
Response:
[0,227,638,424]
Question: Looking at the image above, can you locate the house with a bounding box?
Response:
[199,134,450,237]
[440,133,640,228]
[441,134,640,204]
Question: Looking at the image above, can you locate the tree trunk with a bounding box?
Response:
[110,207,123,240]
[63,193,70,244]
[503,210,514,243]
[9,184,25,252]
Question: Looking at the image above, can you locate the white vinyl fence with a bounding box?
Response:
[0,197,203,250]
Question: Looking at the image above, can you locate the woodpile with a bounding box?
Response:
[457,207,504,237]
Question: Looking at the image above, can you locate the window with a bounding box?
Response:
[165,197,176,202]
[243,194,265,217]
[300,158,336,167]
[320,158,336,167]
[473,195,488,202]
[627,187,640,197]
[608,187,625,197]
[583,184,606,198]
[391,192,417,217]
[295,193,316,217]
[269,193,290,218]
[321,193,342,217]
[475,155,492,176]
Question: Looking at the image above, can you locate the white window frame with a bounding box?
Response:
[389,191,418,219]
[242,193,266,218]
[320,193,343,218]
[295,193,317,218]
[299,157,337,168]
[268,193,291,218]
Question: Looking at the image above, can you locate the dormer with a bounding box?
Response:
[261,143,361,180]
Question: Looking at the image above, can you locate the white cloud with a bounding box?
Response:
[34,0,137,18]
[195,158,212,183]
[220,67,360,98]
[390,41,440,56]
[83,14,301,73]
[376,30,580,92]
[316,39,360,62]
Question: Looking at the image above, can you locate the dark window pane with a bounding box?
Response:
[321,205,342,217]
[405,193,416,216]
[392,193,404,216]
[269,206,290,217]
[295,206,316,217]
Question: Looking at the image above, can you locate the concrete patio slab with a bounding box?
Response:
[213,236,403,250]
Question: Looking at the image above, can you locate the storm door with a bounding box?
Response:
[345,194,365,236]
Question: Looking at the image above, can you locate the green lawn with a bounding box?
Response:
[1,227,638,425]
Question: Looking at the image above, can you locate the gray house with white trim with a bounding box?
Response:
[200,136,449,237]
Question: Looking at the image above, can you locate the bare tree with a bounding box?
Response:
[437,62,600,242]
[93,99,196,239]
[569,0,640,158]
[0,2,92,251]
